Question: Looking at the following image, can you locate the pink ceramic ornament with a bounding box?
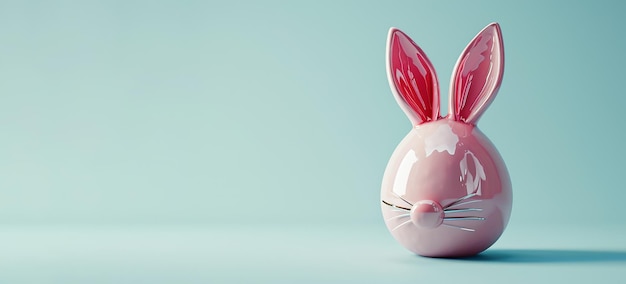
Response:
[381,23,512,257]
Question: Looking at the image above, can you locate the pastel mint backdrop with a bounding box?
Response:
[0,0,624,228]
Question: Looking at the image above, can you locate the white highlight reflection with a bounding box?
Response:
[460,151,486,196]
[425,124,459,156]
[392,149,418,196]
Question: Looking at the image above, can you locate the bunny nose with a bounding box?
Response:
[410,200,444,229]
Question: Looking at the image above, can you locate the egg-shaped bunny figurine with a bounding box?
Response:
[381,23,512,257]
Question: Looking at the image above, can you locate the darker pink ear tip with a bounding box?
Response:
[388,27,407,41]
[485,22,502,35]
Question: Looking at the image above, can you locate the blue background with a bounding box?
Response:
[0,1,624,283]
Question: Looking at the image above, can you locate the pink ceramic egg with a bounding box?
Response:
[381,23,512,257]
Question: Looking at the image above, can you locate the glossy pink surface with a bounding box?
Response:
[381,120,511,257]
[381,23,511,257]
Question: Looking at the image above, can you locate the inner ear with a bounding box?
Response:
[387,28,440,126]
[449,23,504,124]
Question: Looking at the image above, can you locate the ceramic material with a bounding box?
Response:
[381,23,512,257]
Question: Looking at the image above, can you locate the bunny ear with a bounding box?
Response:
[449,23,504,124]
[386,28,440,126]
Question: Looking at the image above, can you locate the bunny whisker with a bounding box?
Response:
[443,193,477,209]
[382,200,410,211]
[392,219,413,232]
[444,217,485,221]
[386,214,410,222]
[444,199,482,209]
[444,208,483,214]
[393,193,414,206]
[442,223,475,232]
